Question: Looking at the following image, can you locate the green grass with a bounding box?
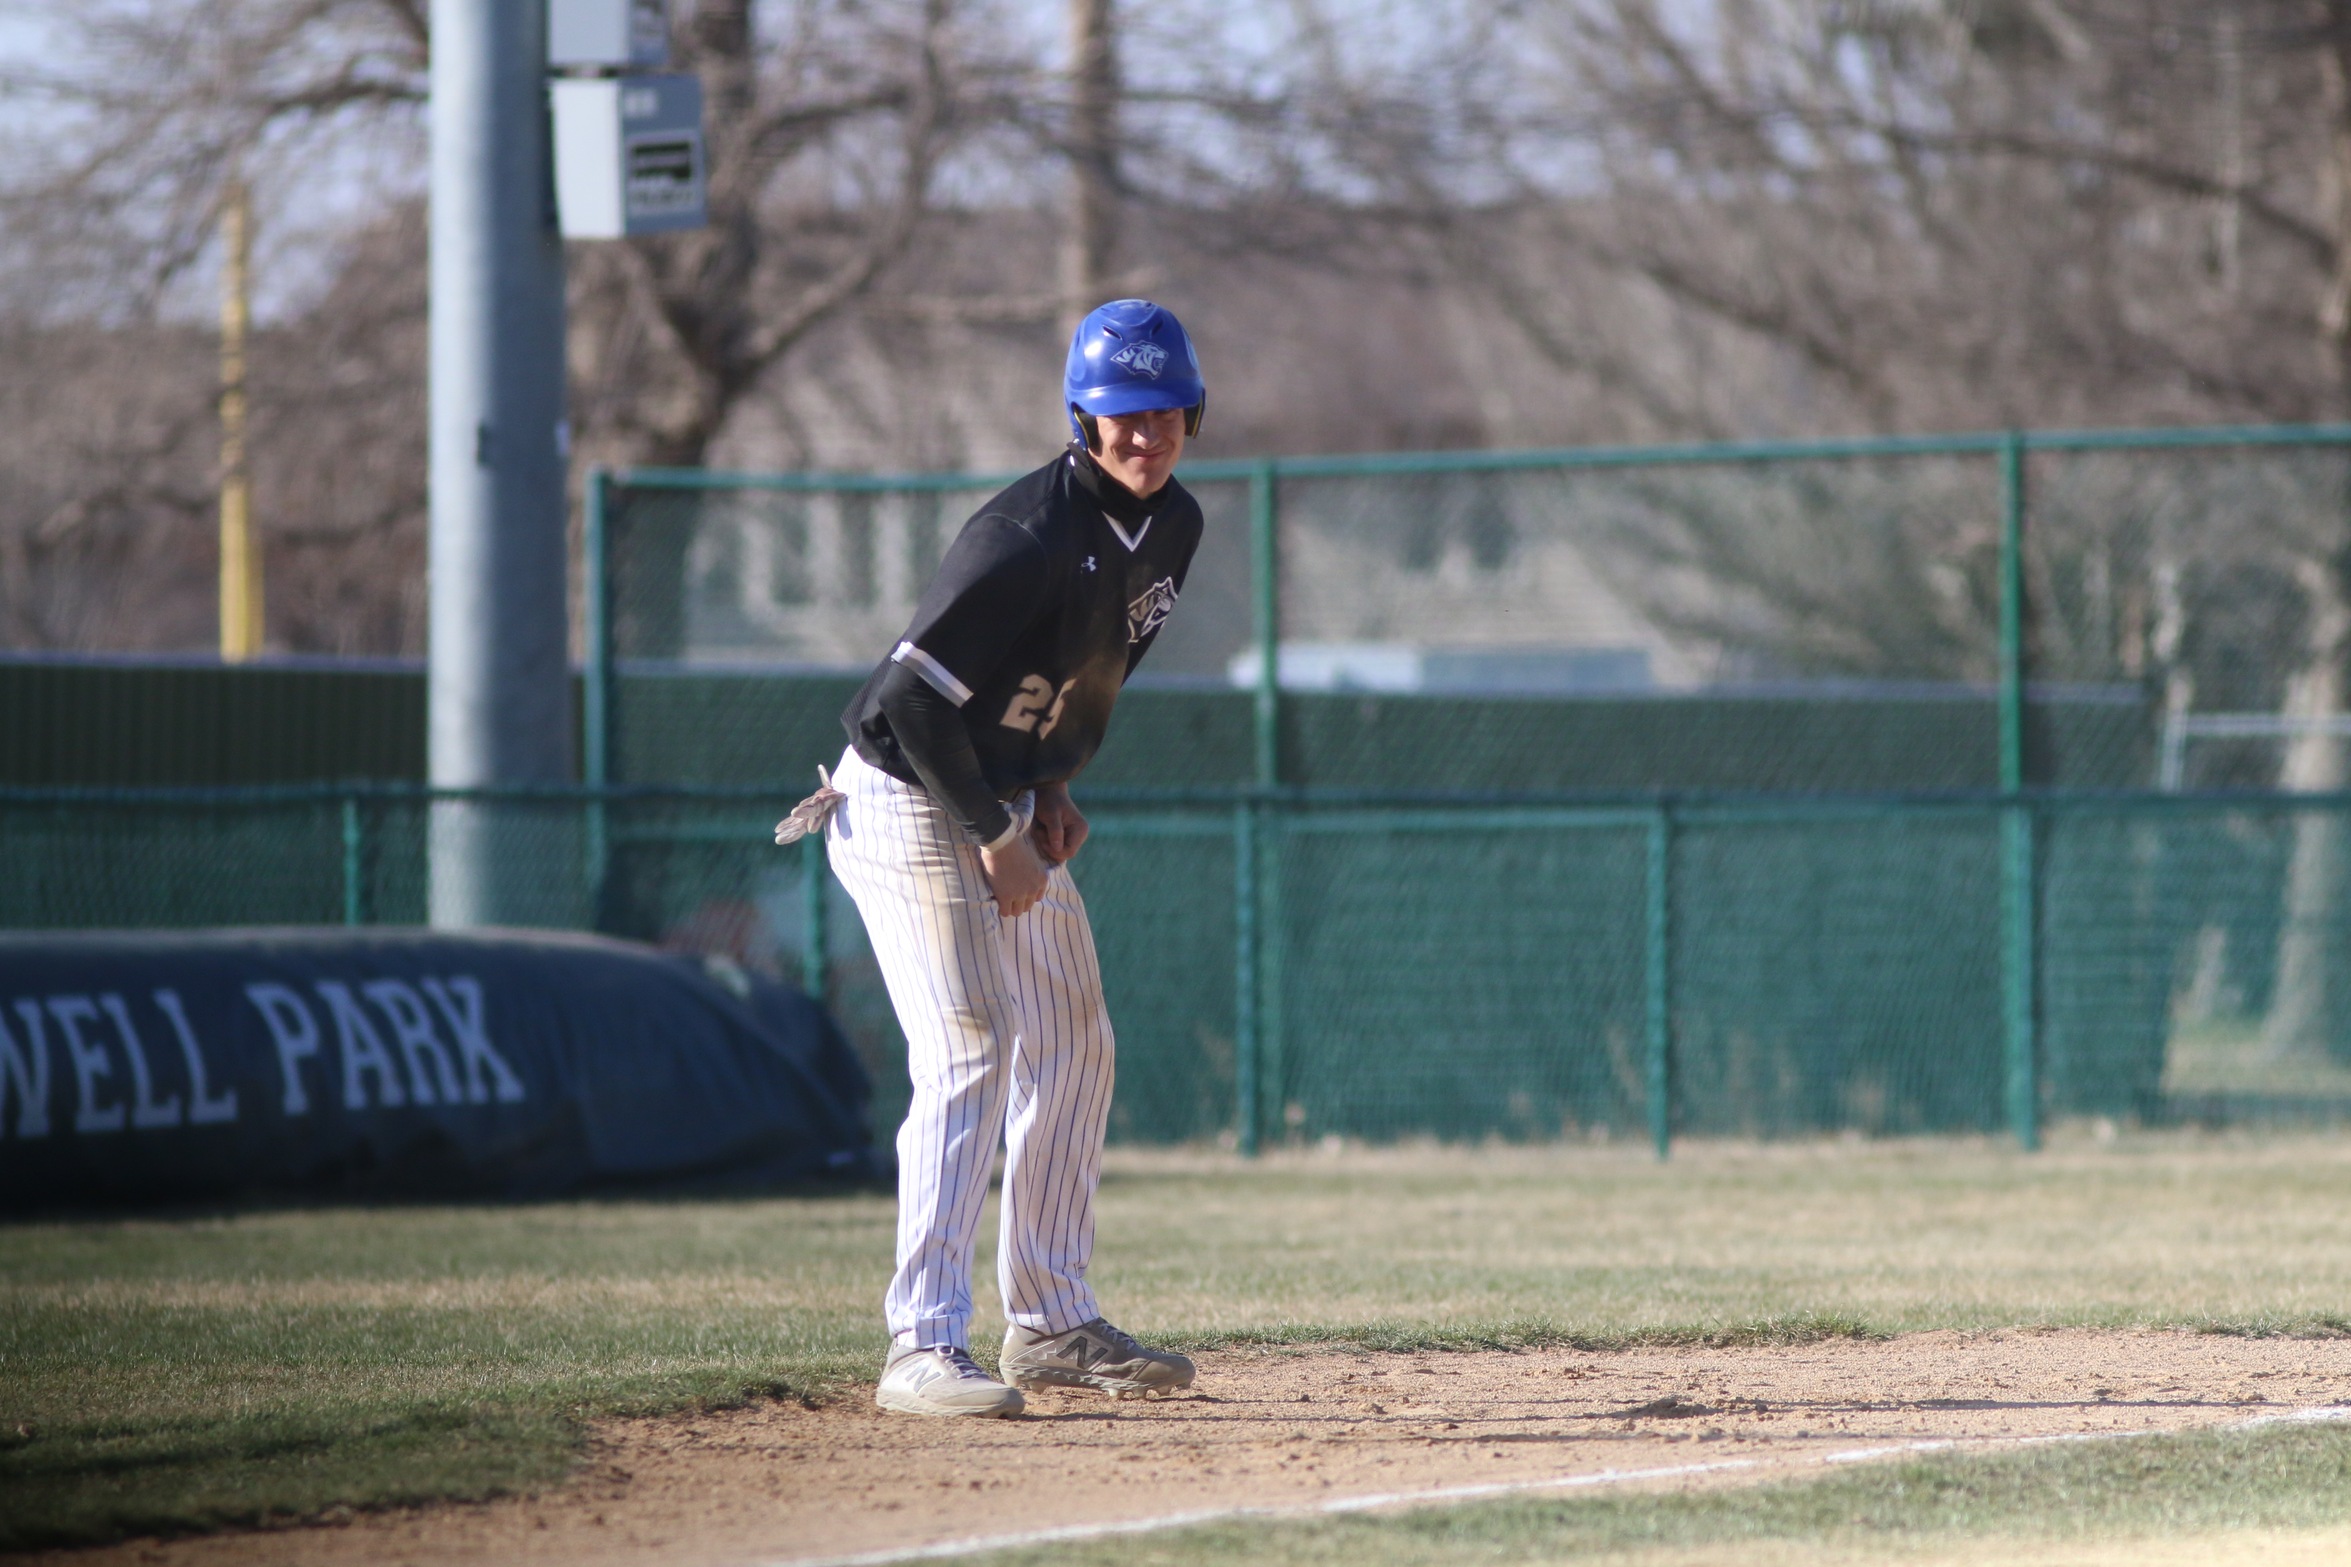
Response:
[969,1422,2351,1565]
[7,1130,2351,1550]
[0,1196,896,1550]
[1092,1131,2351,1341]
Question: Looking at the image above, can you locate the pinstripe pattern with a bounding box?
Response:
[827,746,1114,1351]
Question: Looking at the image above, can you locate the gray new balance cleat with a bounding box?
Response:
[1000,1317,1196,1398]
[875,1345,1025,1417]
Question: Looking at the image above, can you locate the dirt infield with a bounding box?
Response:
[46,1330,2351,1567]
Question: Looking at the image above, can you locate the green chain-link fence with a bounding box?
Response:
[16,425,2351,1150]
[11,785,2351,1148]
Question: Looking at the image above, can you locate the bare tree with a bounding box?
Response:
[0,0,1046,650]
[566,0,1042,471]
[1338,2,2344,438]
[0,0,428,316]
[18,0,2351,715]
[1059,0,1119,321]
[0,0,426,652]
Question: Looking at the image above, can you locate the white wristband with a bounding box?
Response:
[980,818,1023,853]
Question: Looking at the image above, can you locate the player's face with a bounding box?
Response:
[1093,407,1187,498]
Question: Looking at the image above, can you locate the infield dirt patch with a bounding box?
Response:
[45,1330,2351,1567]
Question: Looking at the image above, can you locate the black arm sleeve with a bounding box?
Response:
[874,660,1016,848]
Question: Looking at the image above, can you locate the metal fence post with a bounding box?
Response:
[800,830,829,1005]
[1998,434,2026,799]
[1999,432,2040,1150]
[340,793,369,927]
[1250,460,1280,789]
[1238,458,1281,1154]
[1234,803,1259,1157]
[1260,815,1286,1143]
[583,467,614,791]
[2003,805,2038,1148]
[582,467,614,930]
[1645,800,1674,1160]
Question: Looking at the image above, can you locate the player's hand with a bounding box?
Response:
[1030,782,1089,866]
[981,832,1050,917]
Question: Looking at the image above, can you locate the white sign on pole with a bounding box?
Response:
[552,74,707,238]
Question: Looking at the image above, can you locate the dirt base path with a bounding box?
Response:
[51,1331,2351,1567]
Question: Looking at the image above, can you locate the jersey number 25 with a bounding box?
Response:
[1001,675,1076,739]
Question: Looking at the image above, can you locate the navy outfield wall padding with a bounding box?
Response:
[0,928,879,1209]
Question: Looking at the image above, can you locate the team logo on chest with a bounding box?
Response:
[1127,577,1178,644]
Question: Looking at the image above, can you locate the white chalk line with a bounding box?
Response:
[765,1403,2351,1567]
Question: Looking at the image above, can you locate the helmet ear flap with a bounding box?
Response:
[1073,407,1103,453]
[1183,396,1205,439]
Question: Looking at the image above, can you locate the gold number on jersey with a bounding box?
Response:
[1038,680,1075,738]
[1000,675,1076,738]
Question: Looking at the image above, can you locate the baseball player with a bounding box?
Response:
[782,300,1206,1416]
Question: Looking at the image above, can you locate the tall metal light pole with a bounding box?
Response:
[428,0,574,927]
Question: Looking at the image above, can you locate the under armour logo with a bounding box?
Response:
[1082,555,1098,573]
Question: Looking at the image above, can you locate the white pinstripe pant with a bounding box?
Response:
[825,746,1114,1351]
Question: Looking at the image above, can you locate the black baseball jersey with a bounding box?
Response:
[844,446,1202,833]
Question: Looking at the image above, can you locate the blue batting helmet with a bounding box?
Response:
[1063,299,1205,448]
